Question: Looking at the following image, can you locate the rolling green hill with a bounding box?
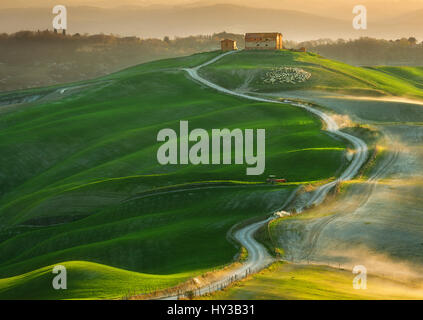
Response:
[370,66,423,89]
[0,261,192,300]
[0,50,354,299]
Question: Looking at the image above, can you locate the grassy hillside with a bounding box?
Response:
[0,261,191,300]
[199,50,423,99]
[201,262,423,300]
[196,52,423,301]
[0,50,348,299]
[370,66,423,89]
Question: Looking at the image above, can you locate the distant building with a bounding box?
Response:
[221,39,238,51]
[245,33,283,50]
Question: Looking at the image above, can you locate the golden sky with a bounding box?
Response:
[1,0,422,39]
[1,0,422,19]
[2,0,423,12]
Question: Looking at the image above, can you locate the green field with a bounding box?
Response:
[202,262,423,300]
[0,261,192,300]
[200,50,423,99]
[0,50,350,299]
[370,66,423,89]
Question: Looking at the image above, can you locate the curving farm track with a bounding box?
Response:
[161,51,368,299]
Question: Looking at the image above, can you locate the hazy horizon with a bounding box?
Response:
[1,0,423,41]
[2,0,423,16]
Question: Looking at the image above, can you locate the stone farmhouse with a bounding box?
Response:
[245,33,283,50]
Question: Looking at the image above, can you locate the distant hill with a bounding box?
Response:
[1,4,422,41]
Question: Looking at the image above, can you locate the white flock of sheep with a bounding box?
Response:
[263,67,311,84]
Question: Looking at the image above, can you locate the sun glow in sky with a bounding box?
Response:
[2,0,422,12]
[2,0,422,21]
[1,0,422,39]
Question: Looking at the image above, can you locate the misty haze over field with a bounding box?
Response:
[0,0,423,41]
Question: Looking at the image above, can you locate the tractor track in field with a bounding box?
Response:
[158,51,369,300]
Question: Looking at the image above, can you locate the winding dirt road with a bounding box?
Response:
[161,51,368,299]
[271,91,423,274]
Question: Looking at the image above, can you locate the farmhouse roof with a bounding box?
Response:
[245,33,282,38]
